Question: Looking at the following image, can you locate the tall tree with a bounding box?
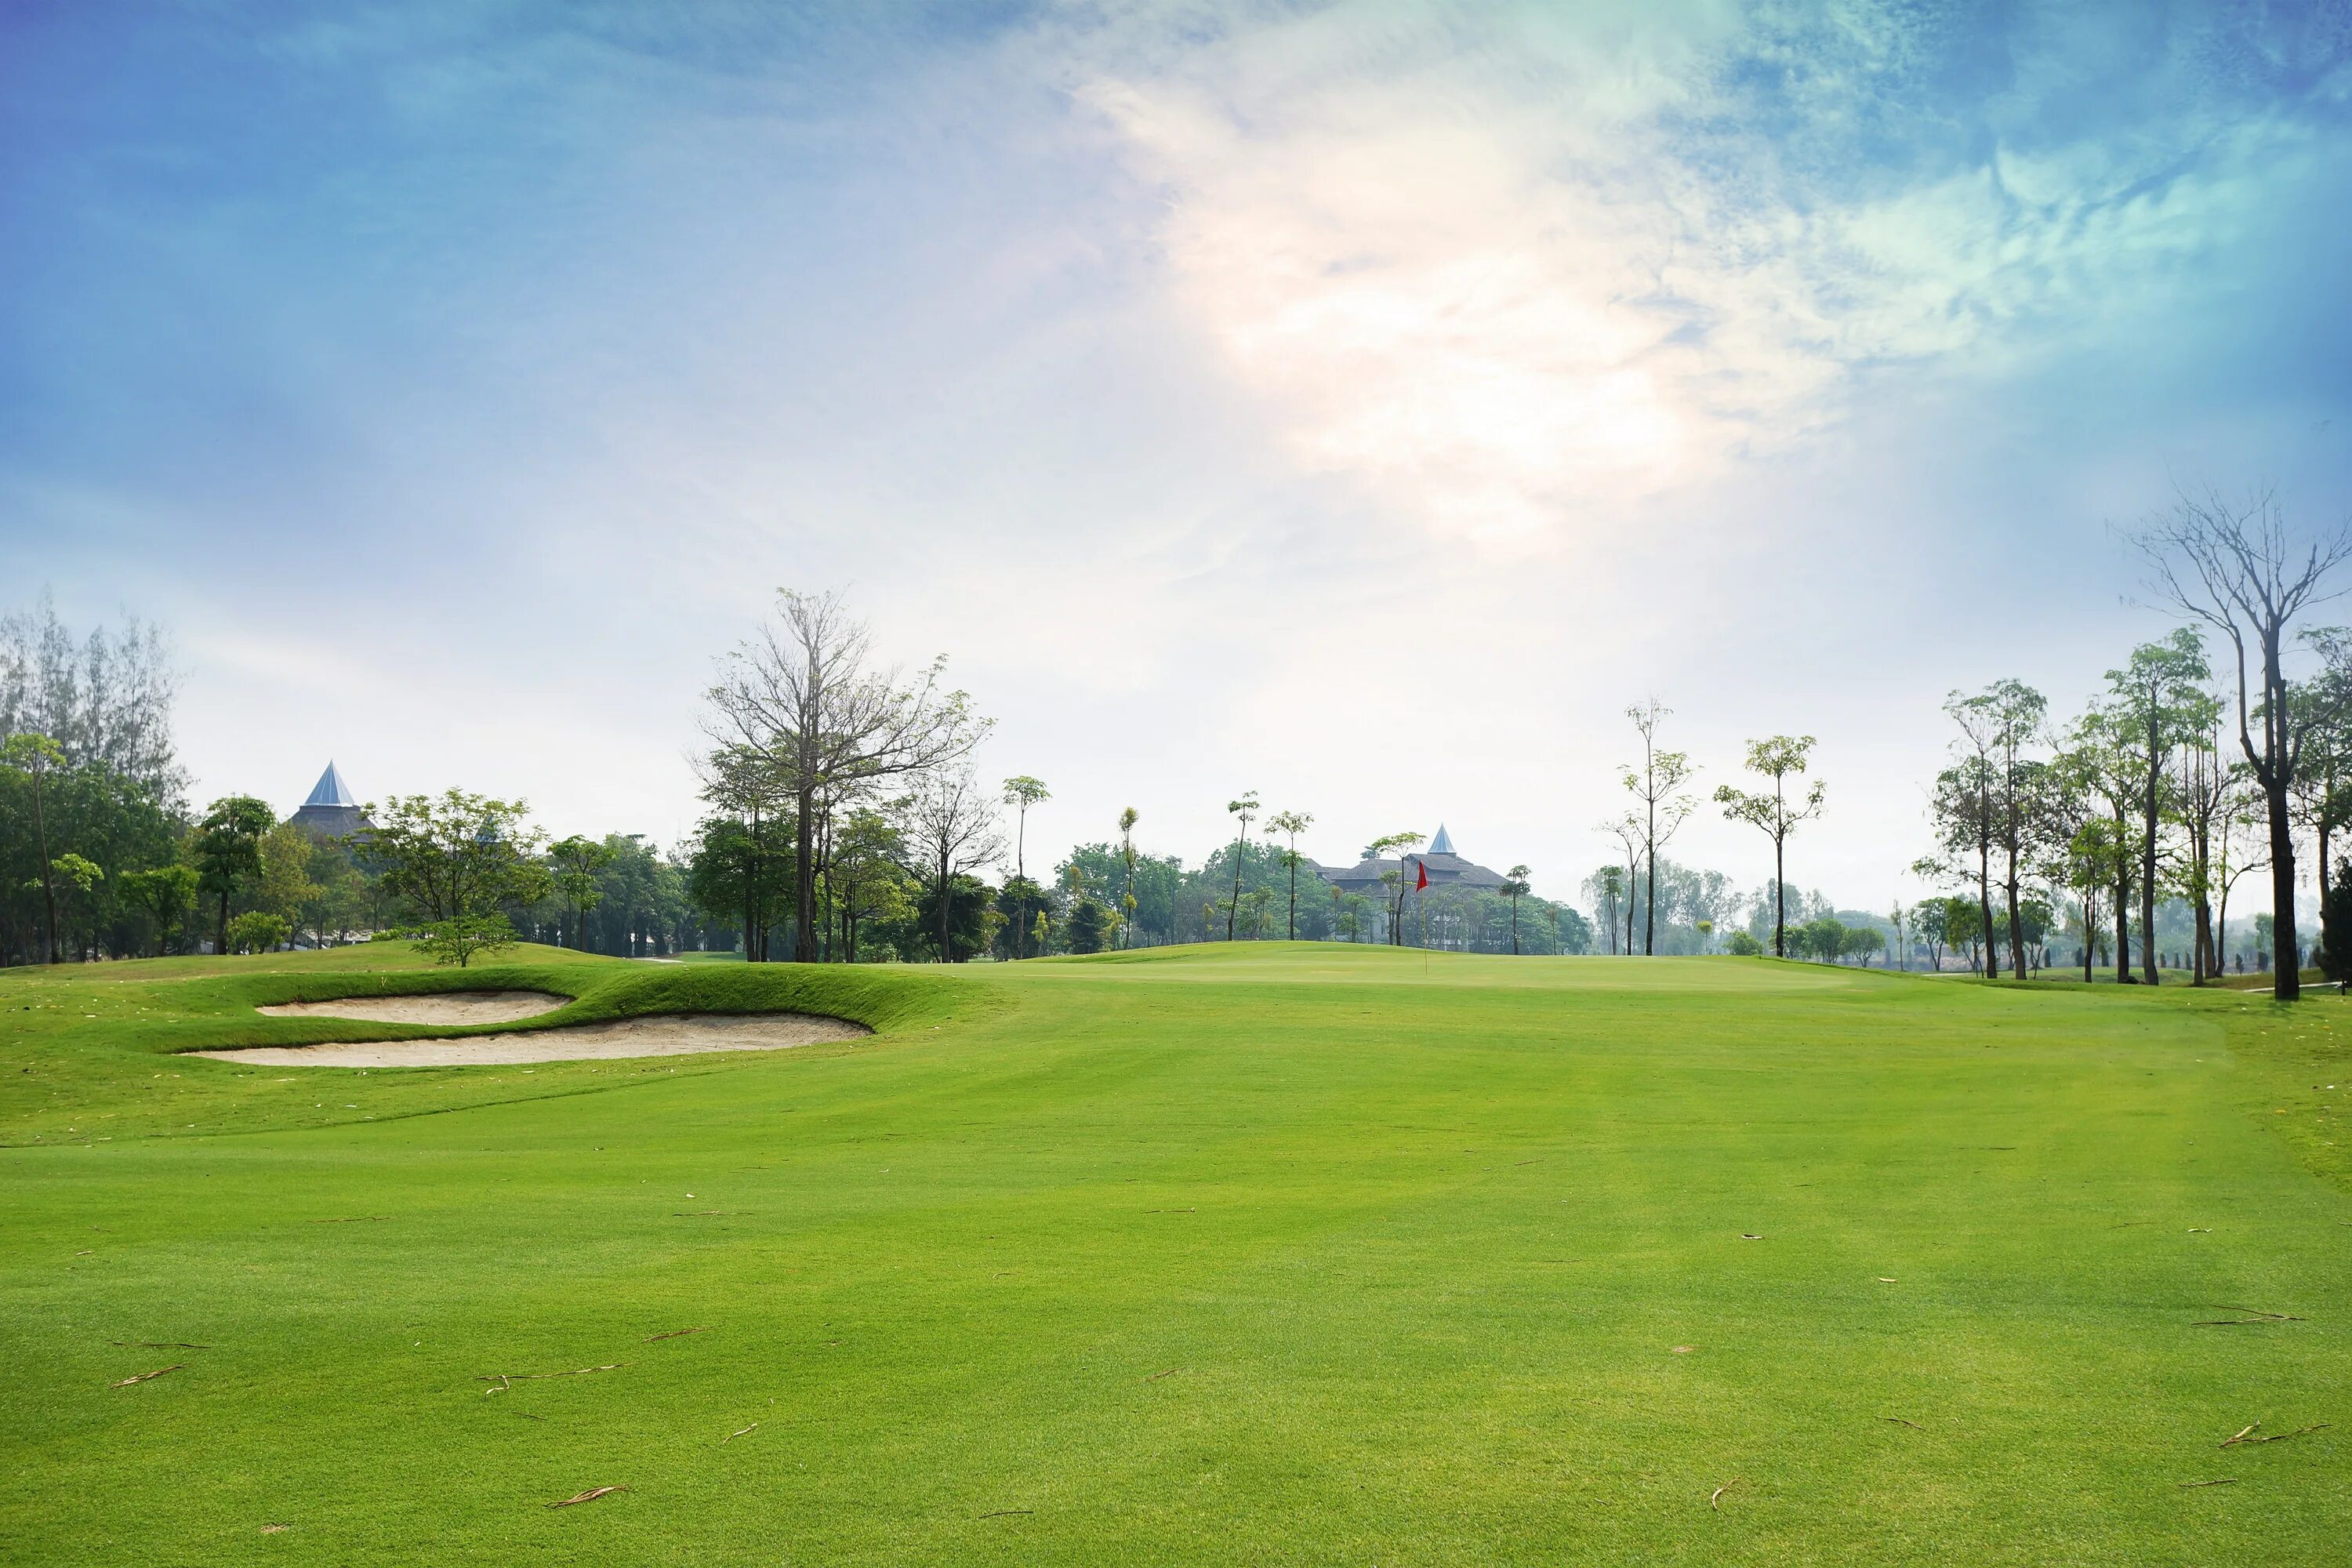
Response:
[1001,776,1051,957]
[1621,701,1694,955]
[706,590,988,964]
[2136,486,2352,999]
[1712,735,1826,959]
[1604,815,1643,956]
[1583,865,1625,955]
[1117,807,1140,949]
[549,835,618,950]
[192,794,274,955]
[1503,865,1531,954]
[1224,792,1260,942]
[0,733,64,962]
[2295,628,2352,917]
[2100,632,2210,985]
[1265,809,1312,940]
[906,761,1003,963]
[1942,682,2046,978]
[1363,831,1420,946]
[0,594,185,808]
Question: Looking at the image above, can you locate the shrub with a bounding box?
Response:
[225,912,291,954]
[1726,930,1764,956]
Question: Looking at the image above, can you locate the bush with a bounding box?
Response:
[225,912,291,954]
[1726,930,1764,956]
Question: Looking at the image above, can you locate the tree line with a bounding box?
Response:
[1909,488,2352,998]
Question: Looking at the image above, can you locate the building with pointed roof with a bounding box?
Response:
[1312,823,1510,913]
[288,760,371,840]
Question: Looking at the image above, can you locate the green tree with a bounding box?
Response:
[1224,792,1260,941]
[1364,831,1420,946]
[192,794,274,956]
[1067,896,1112,954]
[1713,735,1826,959]
[1726,929,1764,956]
[118,863,197,957]
[2320,861,2352,994]
[0,733,67,961]
[1503,864,1531,954]
[361,791,549,923]
[1621,700,1695,955]
[548,834,618,950]
[46,851,103,958]
[1001,776,1051,956]
[2103,631,2210,985]
[1265,809,1313,940]
[256,821,319,947]
[832,809,911,962]
[412,913,519,967]
[1584,864,1626,954]
[1116,808,1141,949]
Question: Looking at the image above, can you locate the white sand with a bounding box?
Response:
[256,991,570,1025]
[198,1011,868,1068]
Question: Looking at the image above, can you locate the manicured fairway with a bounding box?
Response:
[3,944,2347,1565]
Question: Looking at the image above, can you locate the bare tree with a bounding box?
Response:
[705,590,989,964]
[1713,735,1825,960]
[1621,700,1695,955]
[904,760,1004,963]
[2136,487,2352,998]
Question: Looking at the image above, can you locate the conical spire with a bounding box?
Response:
[304,760,354,809]
[1428,823,1455,855]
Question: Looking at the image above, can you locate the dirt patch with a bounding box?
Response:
[197,1011,869,1067]
[257,991,571,1025]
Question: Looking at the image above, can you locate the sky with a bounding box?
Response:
[5,0,2352,911]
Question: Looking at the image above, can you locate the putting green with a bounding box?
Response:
[2,942,2347,1564]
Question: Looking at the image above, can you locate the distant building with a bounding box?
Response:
[288,760,370,840]
[1313,823,1510,902]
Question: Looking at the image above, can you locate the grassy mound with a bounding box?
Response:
[3,944,2348,1564]
[1,943,982,1145]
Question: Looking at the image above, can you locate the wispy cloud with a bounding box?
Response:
[1057,1,2343,543]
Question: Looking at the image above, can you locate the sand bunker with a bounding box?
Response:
[198,1011,869,1068]
[256,991,571,1025]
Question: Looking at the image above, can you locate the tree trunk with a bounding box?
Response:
[1773,837,1786,959]
[2005,859,2025,981]
[791,784,818,962]
[2269,782,2299,997]
[937,850,951,964]
[1977,837,1995,981]
[2140,790,2160,989]
[2111,811,2132,984]
[1228,834,1245,942]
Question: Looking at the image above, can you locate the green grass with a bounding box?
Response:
[2,943,2347,1564]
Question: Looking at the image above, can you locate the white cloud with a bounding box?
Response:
[1057,1,2318,546]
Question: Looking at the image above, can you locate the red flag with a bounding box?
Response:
[1415,858,1428,891]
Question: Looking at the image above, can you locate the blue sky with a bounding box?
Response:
[6,1,2352,908]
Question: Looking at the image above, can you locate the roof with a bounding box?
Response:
[303,761,355,808]
[1313,849,1507,892]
